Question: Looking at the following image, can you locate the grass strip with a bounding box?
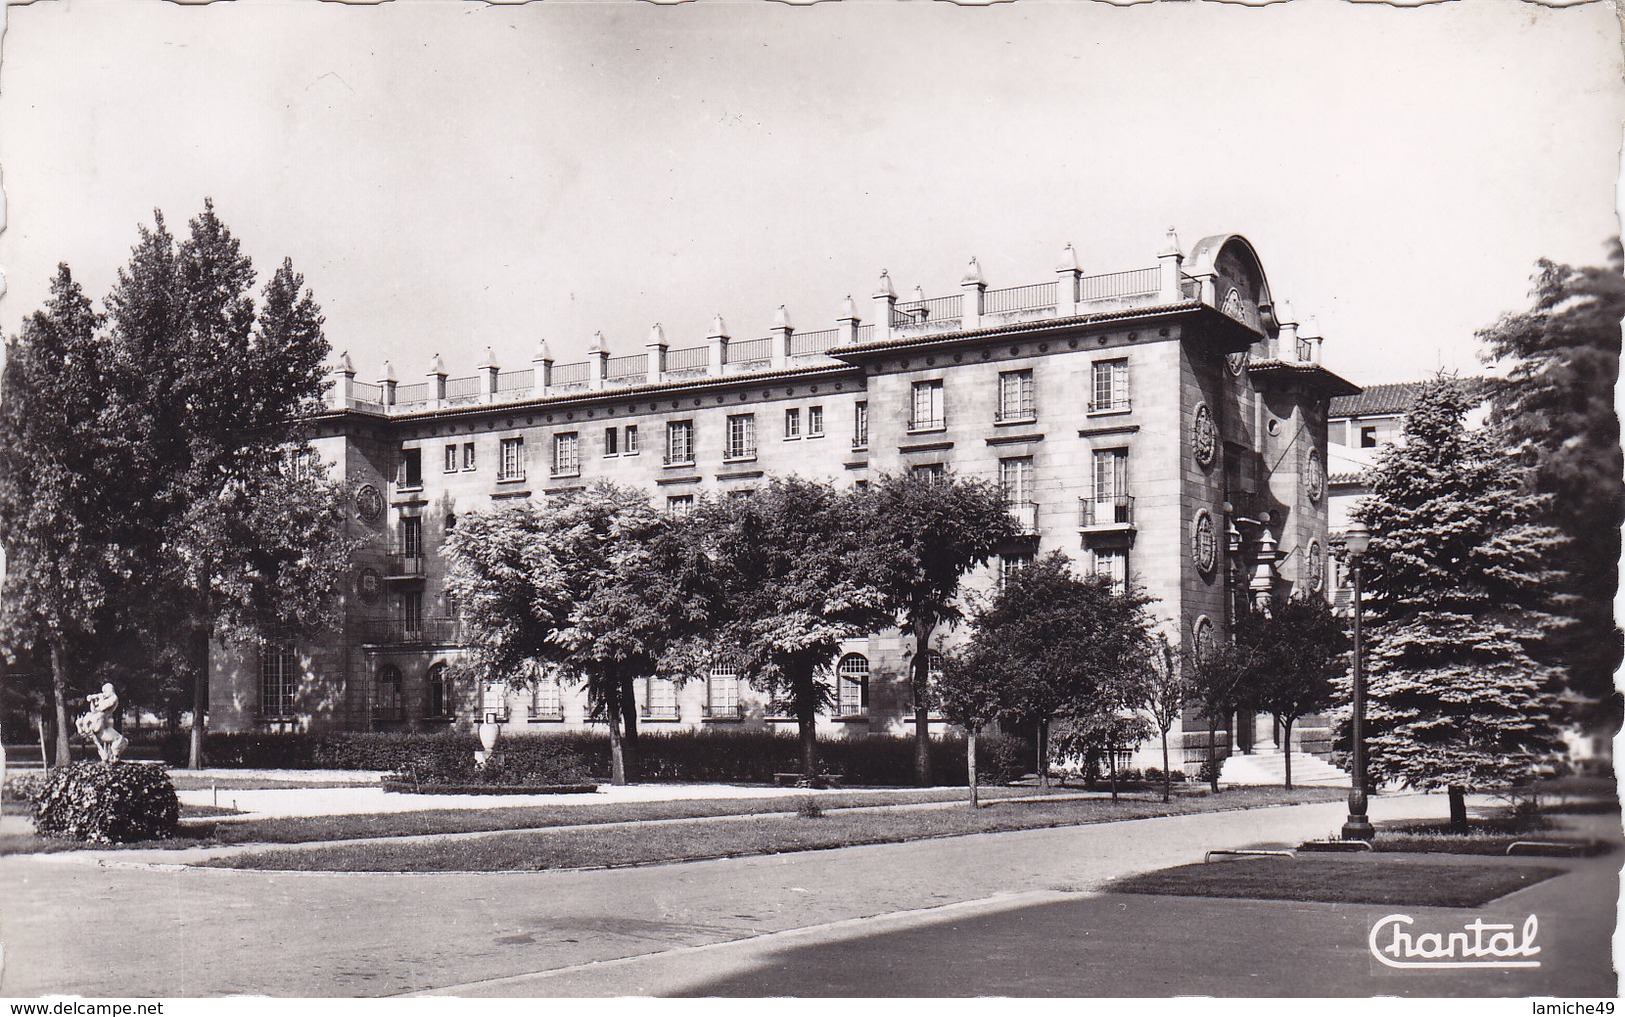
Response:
[1109,856,1564,908]
[200,786,1344,872]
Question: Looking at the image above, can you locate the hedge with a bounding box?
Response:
[31,762,179,844]
[162,729,1032,786]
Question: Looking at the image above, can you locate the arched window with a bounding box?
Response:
[836,653,869,716]
[707,664,741,719]
[425,663,449,719]
[375,664,403,721]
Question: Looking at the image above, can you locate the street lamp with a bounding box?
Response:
[1337,523,1374,841]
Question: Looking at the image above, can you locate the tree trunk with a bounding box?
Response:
[617,673,639,783]
[966,727,980,809]
[37,709,49,769]
[1108,740,1119,802]
[605,680,627,786]
[49,642,71,768]
[1281,716,1294,790]
[1036,716,1050,790]
[1448,785,1468,834]
[1206,721,1219,793]
[912,618,933,786]
[1159,725,1171,803]
[188,626,211,770]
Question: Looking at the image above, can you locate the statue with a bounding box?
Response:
[75,683,129,764]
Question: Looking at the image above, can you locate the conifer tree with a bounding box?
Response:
[1355,377,1567,828]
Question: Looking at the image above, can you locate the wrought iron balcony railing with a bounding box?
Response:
[1079,495,1135,529]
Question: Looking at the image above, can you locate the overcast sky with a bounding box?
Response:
[1,0,1620,389]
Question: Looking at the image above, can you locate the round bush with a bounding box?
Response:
[32,762,179,844]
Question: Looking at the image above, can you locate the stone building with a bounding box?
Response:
[207,230,1357,772]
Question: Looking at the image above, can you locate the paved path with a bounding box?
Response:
[2,793,1459,997]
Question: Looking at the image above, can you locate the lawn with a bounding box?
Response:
[1109,856,1565,908]
[201,786,1344,872]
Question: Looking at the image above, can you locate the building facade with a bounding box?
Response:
[208,231,1357,771]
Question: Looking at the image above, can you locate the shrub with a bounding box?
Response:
[796,796,824,819]
[4,772,50,805]
[1196,758,1224,786]
[1117,767,1143,784]
[32,762,179,844]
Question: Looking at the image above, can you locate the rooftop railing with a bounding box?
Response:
[789,328,839,357]
[605,353,647,381]
[496,368,534,393]
[893,293,962,330]
[725,336,775,366]
[1078,267,1160,304]
[666,345,709,374]
[444,375,481,405]
[985,281,1057,316]
[552,360,591,387]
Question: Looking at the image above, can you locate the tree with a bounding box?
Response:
[1137,634,1187,801]
[692,478,890,779]
[934,646,1009,808]
[862,471,1016,785]
[1189,640,1248,793]
[97,204,352,768]
[0,265,129,766]
[1355,377,1568,830]
[1231,596,1345,788]
[959,552,1152,789]
[1480,244,1625,729]
[445,483,704,785]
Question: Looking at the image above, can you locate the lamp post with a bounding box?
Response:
[1338,523,1374,841]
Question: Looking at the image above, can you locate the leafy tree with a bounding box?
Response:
[691,478,890,779]
[862,471,1016,785]
[97,204,352,768]
[1136,634,1187,801]
[959,552,1152,789]
[1355,377,1568,830]
[934,646,1009,808]
[1480,245,1625,728]
[445,483,704,785]
[1231,596,1346,788]
[0,265,129,765]
[1189,640,1248,793]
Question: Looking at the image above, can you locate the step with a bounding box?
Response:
[1219,750,1351,787]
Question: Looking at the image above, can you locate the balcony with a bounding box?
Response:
[385,552,425,579]
[641,704,681,722]
[1087,397,1131,415]
[528,705,564,722]
[701,703,746,721]
[1006,501,1039,535]
[1079,495,1135,530]
[359,616,463,646]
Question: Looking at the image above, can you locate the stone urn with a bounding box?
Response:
[475,718,504,769]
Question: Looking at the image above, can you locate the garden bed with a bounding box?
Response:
[1109,855,1565,908]
[379,778,598,796]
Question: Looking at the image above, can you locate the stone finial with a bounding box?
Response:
[1057,243,1081,273]
[1160,227,1182,258]
[1300,314,1321,339]
[589,331,607,353]
[961,257,985,287]
[874,270,896,300]
[334,350,355,375]
[428,353,446,376]
[533,339,553,362]
[838,295,858,321]
[648,322,666,346]
[1276,300,1297,327]
[911,285,927,303]
[709,313,729,340]
[378,360,397,384]
[478,346,498,370]
[773,305,792,330]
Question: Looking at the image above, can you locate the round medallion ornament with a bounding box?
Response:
[1227,350,1249,376]
[1306,539,1325,594]
[1192,510,1218,576]
[1306,448,1326,503]
[1221,287,1244,321]
[357,567,382,604]
[1191,403,1217,469]
[1192,615,1215,664]
[355,484,383,523]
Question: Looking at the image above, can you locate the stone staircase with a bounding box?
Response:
[1219,748,1351,787]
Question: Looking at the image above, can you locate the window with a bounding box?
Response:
[462,442,476,471]
[665,420,694,465]
[910,380,945,431]
[260,646,297,717]
[1360,425,1378,449]
[905,651,946,720]
[605,427,619,456]
[444,444,459,473]
[481,682,509,723]
[853,401,869,450]
[807,405,824,437]
[667,494,695,515]
[912,462,946,480]
[836,653,869,716]
[644,677,679,720]
[706,664,740,719]
[1000,456,1036,533]
[403,590,424,638]
[553,432,580,477]
[397,448,422,488]
[531,670,562,720]
[998,370,1036,422]
[425,663,450,718]
[401,516,423,559]
[1093,548,1129,593]
[998,551,1034,591]
[725,414,757,460]
[1089,449,1132,525]
[375,665,403,721]
[285,447,320,481]
[624,425,640,455]
[498,437,526,481]
[784,407,801,439]
[1090,359,1129,413]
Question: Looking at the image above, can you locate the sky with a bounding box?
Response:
[0,0,1620,390]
